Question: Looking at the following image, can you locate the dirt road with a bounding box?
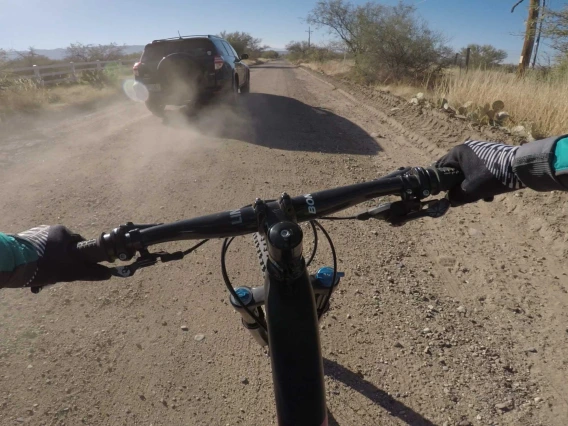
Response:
[1,60,567,426]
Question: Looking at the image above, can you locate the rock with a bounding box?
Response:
[15,418,25,423]
[495,399,513,411]
[534,396,543,403]
[180,325,189,331]
[468,228,482,237]
[394,342,403,348]
[457,306,466,314]
[463,100,474,109]
[511,125,528,138]
[496,111,510,120]
[409,97,420,105]
[390,107,400,112]
[423,347,431,355]
[194,334,205,341]
[526,347,537,353]
[162,321,168,326]
[241,377,249,385]
[27,364,32,369]
[416,92,425,101]
[458,421,472,426]
[346,314,352,319]
[423,328,431,333]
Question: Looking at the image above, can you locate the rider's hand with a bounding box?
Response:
[435,140,525,205]
[17,225,111,291]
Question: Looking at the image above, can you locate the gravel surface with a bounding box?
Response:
[0,59,566,426]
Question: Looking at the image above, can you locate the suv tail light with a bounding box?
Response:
[214,55,224,71]
[133,62,141,76]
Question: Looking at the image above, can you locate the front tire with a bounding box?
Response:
[240,72,250,94]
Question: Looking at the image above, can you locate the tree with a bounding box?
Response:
[10,47,52,67]
[459,44,507,68]
[308,0,452,82]
[285,41,311,55]
[65,42,124,62]
[261,50,280,59]
[218,31,263,57]
[544,3,568,55]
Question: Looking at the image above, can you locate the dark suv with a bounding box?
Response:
[133,35,251,116]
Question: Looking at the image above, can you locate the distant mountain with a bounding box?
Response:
[6,45,145,60]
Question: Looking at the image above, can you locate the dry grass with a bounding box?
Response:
[437,68,568,138]
[0,78,124,119]
[301,59,355,77]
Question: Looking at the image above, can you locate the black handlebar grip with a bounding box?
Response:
[73,234,109,264]
[434,167,464,192]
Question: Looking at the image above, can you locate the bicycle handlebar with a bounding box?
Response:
[74,166,463,264]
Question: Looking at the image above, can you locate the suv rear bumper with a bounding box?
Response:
[135,75,231,105]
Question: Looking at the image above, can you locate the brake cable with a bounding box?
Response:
[312,220,338,321]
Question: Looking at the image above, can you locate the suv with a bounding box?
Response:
[133,35,251,116]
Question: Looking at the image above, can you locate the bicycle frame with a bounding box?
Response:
[259,202,328,426]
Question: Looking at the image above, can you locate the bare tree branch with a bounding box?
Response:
[511,0,526,13]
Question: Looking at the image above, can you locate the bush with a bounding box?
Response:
[261,50,280,59]
[307,0,452,84]
[80,62,123,89]
[285,41,343,63]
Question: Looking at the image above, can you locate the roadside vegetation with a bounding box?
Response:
[289,0,568,139]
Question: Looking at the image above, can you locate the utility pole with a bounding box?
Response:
[512,0,540,76]
[531,0,546,68]
[465,47,471,72]
[306,27,313,48]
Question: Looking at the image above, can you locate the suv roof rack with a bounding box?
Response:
[151,35,220,43]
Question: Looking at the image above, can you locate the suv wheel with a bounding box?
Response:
[145,99,165,117]
[240,72,250,94]
[225,75,238,106]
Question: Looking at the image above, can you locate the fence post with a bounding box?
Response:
[32,65,43,85]
[69,62,77,82]
[96,60,101,71]
[465,47,471,72]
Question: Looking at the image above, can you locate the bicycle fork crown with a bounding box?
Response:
[229,267,345,347]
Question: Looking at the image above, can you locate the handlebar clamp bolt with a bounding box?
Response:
[119,253,128,261]
[406,189,413,195]
[280,229,291,239]
[422,190,430,197]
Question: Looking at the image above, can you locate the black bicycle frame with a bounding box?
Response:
[256,195,328,426]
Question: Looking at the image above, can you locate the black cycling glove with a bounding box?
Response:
[436,140,525,205]
[16,225,112,291]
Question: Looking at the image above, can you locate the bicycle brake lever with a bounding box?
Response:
[111,250,184,278]
[388,198,451,226]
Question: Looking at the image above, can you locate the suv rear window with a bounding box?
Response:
[142,39,214,62]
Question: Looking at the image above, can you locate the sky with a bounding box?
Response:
[0,0,561,63]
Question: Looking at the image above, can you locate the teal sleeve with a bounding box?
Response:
[0,233,38,273]
[553,136,568,173]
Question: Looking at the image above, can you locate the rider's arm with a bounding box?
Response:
[513,135,568,191]
[436,135,568,204]
[0,226,111,292]
[0,232,39,289]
